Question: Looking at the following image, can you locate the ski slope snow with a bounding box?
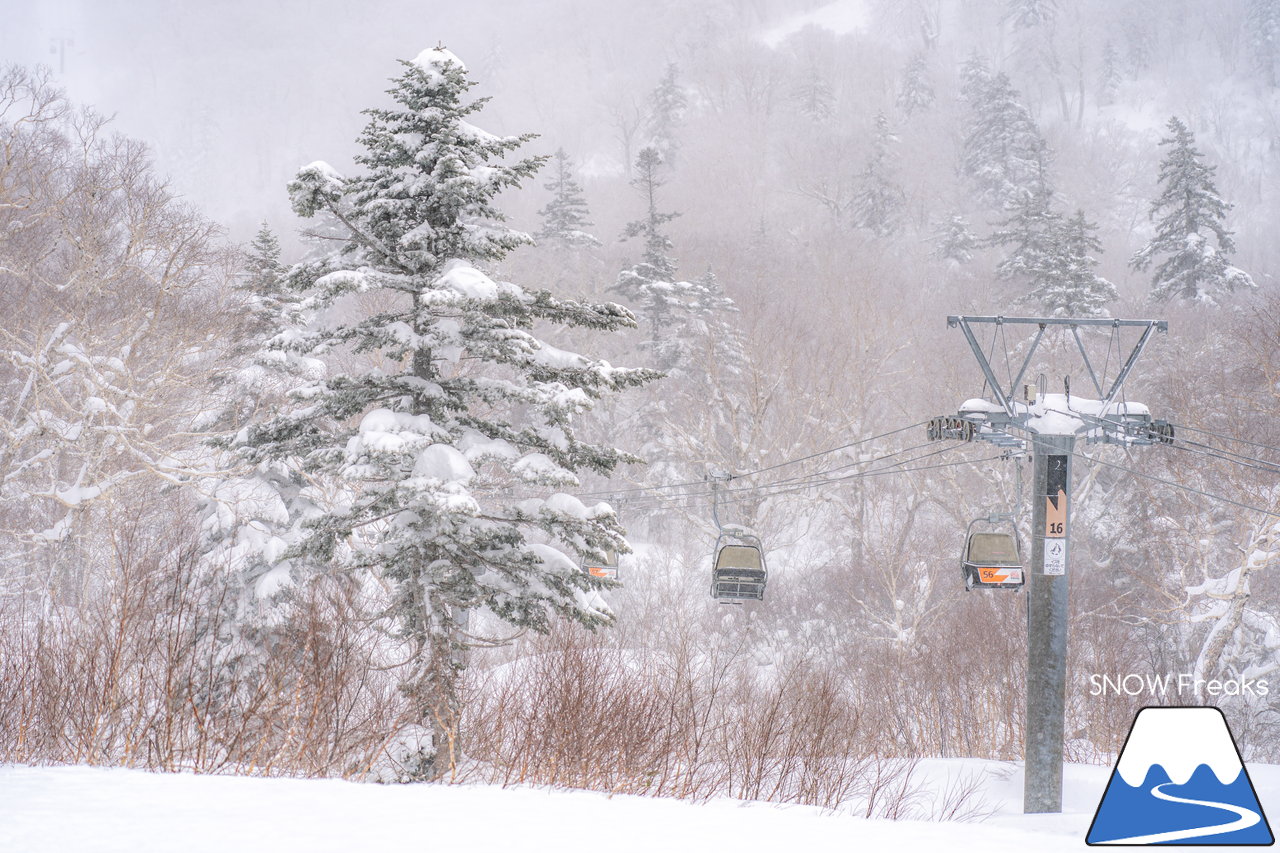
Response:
[5,758,1276,852]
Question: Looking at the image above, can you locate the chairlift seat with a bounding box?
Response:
[712,544,766,601]
[961,528,1024,591]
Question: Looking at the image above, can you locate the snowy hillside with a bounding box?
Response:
[11,759,1271,853]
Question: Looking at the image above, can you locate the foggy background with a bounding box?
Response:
[8,0,1277,281]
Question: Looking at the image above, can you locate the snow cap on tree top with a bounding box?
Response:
[412,45,467,81]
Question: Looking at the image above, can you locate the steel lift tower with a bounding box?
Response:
[929,316,1172,814]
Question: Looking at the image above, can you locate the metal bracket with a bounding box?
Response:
[944,316,1167,442]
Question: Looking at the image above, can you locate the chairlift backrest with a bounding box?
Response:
[966,532,1020,565]
[583,548,619,579]
[715,544,763,572]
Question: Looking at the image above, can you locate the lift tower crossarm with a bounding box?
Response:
[947,316,1167,330]
[946,316,1167,426]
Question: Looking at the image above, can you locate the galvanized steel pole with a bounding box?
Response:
[1024,432,1074,813]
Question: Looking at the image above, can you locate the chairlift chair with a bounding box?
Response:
[710,531,767,603]
[582,548,619,581]
[961,515,1024,591]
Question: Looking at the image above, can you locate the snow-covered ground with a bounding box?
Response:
[5,758,1276,852]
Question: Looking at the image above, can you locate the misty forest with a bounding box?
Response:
[4,0,1280,823]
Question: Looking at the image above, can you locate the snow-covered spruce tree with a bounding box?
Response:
[536,148,599,250]
[643,267,753,500]
[988,175,1062,299]
[960,63,1048,210]
[242,47,653,780]
[613,145,692,371]
[897,51,935,116]
[1036,209,1117,317]
[242,223,286,334]
[793,66,835,122]
[852,112,905,237]
[187,224,330,729]
[1131,117,1256,306]
[933,214,980,264]
[199,223,324,622]
[959,52,992,103]
[681,270,747,383]
[645,63,687,166]
[1248,0,1280,88]
[1004,0,1058,30]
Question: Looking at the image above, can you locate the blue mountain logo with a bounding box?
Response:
[1087,706,1274,845]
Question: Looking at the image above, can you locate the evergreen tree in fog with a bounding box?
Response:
[1131,116,1256,306]
[614,145,691,370]
[897,51,935,116]
[960,61,1048,210]
[852,112,905,236]
[537,148,600,250]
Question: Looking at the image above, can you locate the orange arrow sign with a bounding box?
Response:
[1045,488,1066,537]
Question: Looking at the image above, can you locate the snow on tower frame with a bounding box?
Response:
[929,316,1173,450]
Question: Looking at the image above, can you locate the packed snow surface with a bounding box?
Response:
[5,759,1277,852]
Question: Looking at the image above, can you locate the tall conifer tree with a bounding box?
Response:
[239,47,653,779]
[1131,117,1256,306]
[536,148,599,250]
[614,146,690,370]
[852,112,905,236]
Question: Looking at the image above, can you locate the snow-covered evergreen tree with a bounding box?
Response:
[1131,117,1257,306]
[897,51,935,116]
[644,267,751,491]
[613,146,692,370]
[852,112,905,236]
[959,52,992,104]
[244,223,284,319]
[681,269,747,380]
[1098,41,1122,107]
[960,65,1048,209]
[988,177,1062,299]
[933,214,980,264]
[646,63,687,166]
[200,223,323,615]
[1032,209,1118,316]
[1248,0,1280,88]
[793,66,835,122]
[536,148,600,250]
[238,47,653,779]
[1004,0,1058,29]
